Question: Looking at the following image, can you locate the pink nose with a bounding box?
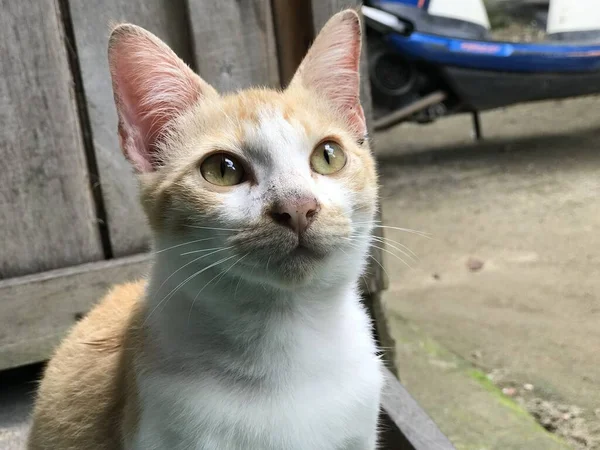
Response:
[269,198,320,234]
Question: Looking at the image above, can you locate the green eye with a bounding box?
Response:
[200,153,245,186]
[310,141,347,175]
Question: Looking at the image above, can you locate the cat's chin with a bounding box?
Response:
[233,247,331,290]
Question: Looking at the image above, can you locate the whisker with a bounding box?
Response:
[266,255,272,272]
[180,246,232,256]
[368,242,413,269]
[250,260,260,277]
[344,237,412,269]
[368,253,392,282]
[188,254,249,323]
[144,254,237,326]
[371,236,418,262]
[213,253,249,287]
[344,240,393,281]
[352,220,383,224]
[152,237,217,254]
[372,225,432,238]
[340,247,370,295]
[234,272,245,300]
[152,247,233,302]
[371,235,418,259]
[183,225,244,232]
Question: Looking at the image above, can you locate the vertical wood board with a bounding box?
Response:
[186,0,279,92]
[67,0,195,256]
[0,0,103,279]
[271,0,314,87]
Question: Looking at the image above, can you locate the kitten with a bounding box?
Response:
[28,9,383,450]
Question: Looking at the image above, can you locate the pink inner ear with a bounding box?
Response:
[290,11,366,138]
[109,27,208,172]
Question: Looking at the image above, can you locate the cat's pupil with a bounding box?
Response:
[323,147,331,164]
[219,156,238,178]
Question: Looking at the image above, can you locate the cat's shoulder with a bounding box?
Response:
[66,279,147,348]
[27,280,147,450]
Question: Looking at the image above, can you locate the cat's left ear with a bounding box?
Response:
[289,9,366,138]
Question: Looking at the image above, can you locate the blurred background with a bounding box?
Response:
[0,0,599,449]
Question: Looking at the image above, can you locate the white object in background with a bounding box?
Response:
[361,5,407,34]
[547,0,600,34]
[428,0,490,30]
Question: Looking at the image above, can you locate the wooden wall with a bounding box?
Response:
[0,0,104,280]
[0,0,389,372]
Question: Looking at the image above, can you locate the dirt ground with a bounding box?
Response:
[376,96,600,449]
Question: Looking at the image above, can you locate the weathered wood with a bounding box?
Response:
[380,366,456,449]
[0,0,103,279]
[310,0,395,373]
[0,255,151,371]
[271,0,314,87]
[186,0,280,92]
[67,0,195,256]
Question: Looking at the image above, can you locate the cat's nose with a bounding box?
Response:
[269,198,320,235]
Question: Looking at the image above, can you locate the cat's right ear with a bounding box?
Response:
[108,24,217,173]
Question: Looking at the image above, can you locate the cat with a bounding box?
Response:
[28,8,383,450]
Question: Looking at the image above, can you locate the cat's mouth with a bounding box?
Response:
[225,223,351,286]
[289,242,325,259]
[229,226,337,260]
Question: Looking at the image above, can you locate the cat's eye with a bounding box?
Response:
[310,141,347,175]
[200,153,246,186]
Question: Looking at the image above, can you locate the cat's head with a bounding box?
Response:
[108,10,377,289]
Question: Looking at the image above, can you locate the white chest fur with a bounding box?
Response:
[129,284,383,450]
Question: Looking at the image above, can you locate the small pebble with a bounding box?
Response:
[467,257,484,272]
[523,383,534,391]
[571,406,583,417]
[558,404,570,413]
[502,387,517,397]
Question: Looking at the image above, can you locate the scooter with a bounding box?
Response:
[363,0,600,136]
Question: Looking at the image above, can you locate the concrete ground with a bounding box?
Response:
[0,365,38,449]
[377,96,600,449]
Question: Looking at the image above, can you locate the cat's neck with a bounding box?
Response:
[140,252,362,379]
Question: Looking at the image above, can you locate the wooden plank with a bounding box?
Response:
[380,367,456,450]
[67,0,195,256]
[0,0,103,279]
[271,0,314,87]
[0,254,151,371]
[186,0,279,92]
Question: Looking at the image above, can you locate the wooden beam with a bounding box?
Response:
[0,255,151,371]
[186,0,279,92]
[380,366,456,449]
[271,0,314,87]
[0,0,104,278]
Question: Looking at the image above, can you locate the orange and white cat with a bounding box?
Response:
[28,9,383,450]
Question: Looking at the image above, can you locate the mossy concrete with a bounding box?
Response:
[388,314,569,450]
[376,95,600,449]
